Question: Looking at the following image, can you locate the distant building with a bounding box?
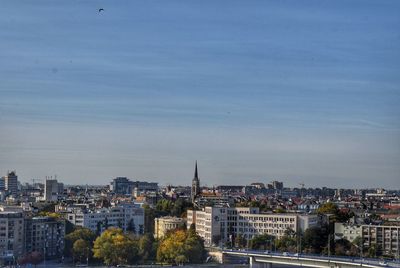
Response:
[250,182,265,189]
[110,177,158,196]
[154,216,186,239]
[110,177,132,195]
[66,203,144,234]
[272,181,283,190]
[4,171,18,195]
[24,216,65,259]
[0,211,24,262]
[191,162,201,203]
[187,206,320,247]
[0,177,4,191]
[44,179,64,201]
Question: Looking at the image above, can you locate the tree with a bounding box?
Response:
[139,233,156,262]
[157,227,205,264]
[250,234,275,250]
[93,228,139,266]
[143,204,156,234]
[96,221,102,236]
[127,218,136,234]
[184,224,206,263]
[275,234,297,253]
[21,251,43,267]
[65,227,96,258]
[73,239,91,263]
[103,217,109,229]
[317,203,339,215]
[157,229,187,264]
[235,234,247,248]
[303,227,328,254]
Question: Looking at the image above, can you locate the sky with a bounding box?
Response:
[0,0,399,188]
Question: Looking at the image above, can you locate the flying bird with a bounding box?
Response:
[98,8,104,12]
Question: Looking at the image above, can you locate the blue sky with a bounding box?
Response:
[0,0,399,188]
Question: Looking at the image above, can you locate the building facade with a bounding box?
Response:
[335,223,400,256]
[0,211,24,262]
[4,171,18,196]
[154,216,186,239]
[24,217,65,259]
[110,177,158,196]
[44,179,64,201]
[187,206,320,247]
[66,203,144,234]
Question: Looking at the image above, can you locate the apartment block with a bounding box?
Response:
[0,211,24,262]
[67,203,144,234]
[187,206,320,247]
[335,223,400,256]
[154,216,186,239]
[24,217,65,259]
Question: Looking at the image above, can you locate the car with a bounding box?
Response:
[264,250,270,254]
[294,253,299,257]
[282,252,289,256]
[379,261,388,266]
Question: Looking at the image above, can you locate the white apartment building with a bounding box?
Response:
[187,206,320,247]
[67,203,144,234]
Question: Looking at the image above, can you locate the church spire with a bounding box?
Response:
[194,161,198,179]
[191,161,201,204]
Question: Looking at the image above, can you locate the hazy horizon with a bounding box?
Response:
[1,0,399,188]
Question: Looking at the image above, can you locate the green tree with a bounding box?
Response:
[65,227,96,258]
[139,233,156,262]
[143,204,156,234]
[93,228,139,266]
[303,226,328,254]
[317,203,339,215]
[157,227,205,264]
[73,239,91,263]
[184,224,206,263]
[235,234,247,248]
[127,218,136,234]
[157,229,187,264]
[250,234,275,250]
[275,234,297,252]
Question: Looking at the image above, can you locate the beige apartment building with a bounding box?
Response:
[154,216,186,239]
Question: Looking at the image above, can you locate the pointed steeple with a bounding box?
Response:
[191,161,201,204]
[194,161,199,179]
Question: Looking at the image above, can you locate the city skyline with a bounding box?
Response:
[1,1,399,188]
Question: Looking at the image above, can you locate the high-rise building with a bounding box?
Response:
[272,180,283,190]
[4,171,18,195]
[0,177,4,191]
[44,179,63,201]
[191,162,201,203]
